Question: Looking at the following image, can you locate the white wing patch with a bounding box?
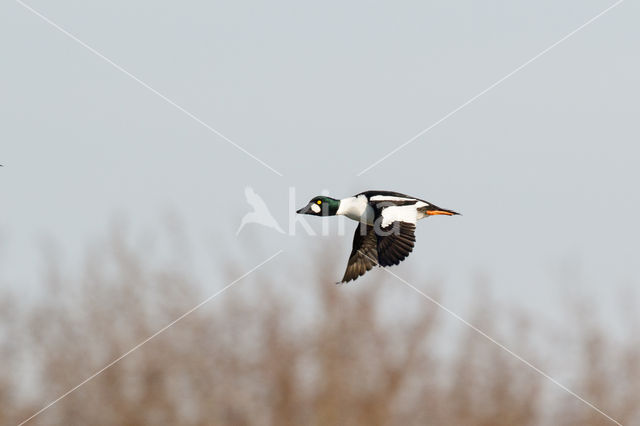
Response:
[370,195,416,202]
[380,205,418,227]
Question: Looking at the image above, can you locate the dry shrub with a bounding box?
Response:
[0,230,638,426]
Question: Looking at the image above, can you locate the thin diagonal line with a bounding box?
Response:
[357,0,625,176]
[379,266,622,425]
[15,0,283,177]
[17,250,283,426]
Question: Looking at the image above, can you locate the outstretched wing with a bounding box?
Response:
[340,202,419,282]
[371,200,417,267]
[340,223,378,283]
[376,221,416,267]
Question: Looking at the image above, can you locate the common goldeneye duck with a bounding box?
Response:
[297,190,459,283]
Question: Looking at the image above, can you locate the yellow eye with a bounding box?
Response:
[316,200,322,205]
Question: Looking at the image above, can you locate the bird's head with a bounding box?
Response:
[296,196,340,216]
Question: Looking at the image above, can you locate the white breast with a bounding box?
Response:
[337,195,374,224]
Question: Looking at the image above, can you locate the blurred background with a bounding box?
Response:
[1,0,639,424]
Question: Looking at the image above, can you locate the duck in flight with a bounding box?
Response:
[297,190,459,283]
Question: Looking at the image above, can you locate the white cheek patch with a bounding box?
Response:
[311,203,321,213]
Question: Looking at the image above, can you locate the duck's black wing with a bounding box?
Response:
[371,200,417,267]
[357,190,413,199]
[357,190,438,207]
[340,218,417,283]
[376,221,416,266]
[340,223,378,283]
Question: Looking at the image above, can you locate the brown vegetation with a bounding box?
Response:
[0,231,638,425]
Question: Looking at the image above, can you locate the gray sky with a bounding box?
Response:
[1,0,639,321]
